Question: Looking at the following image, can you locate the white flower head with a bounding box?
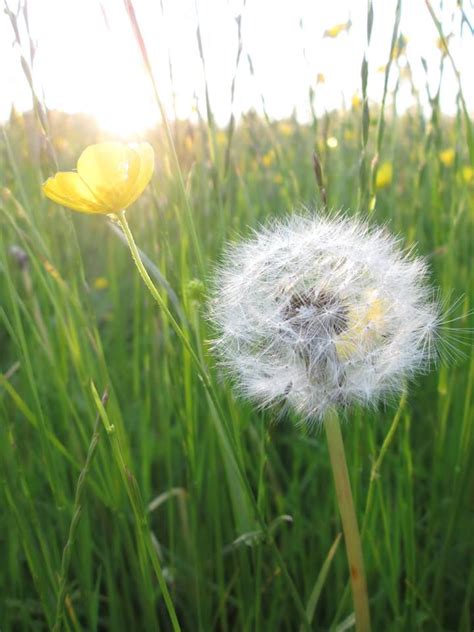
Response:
[209,212,441,423]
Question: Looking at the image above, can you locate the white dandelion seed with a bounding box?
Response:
[209,212,442,423]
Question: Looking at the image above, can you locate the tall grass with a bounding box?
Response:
[0,1,473,630]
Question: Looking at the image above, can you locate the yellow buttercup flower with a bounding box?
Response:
[278,122,293,137]
[351,93,361,110]
[42,141,154,214]
[391,35,408,60]
[324,20,351,38]
[93,276,109,290]
[439,148,455,167]
[262,150,276,168]
[461,165,474,183]
[343,129,356,143]
[375,162,393,189]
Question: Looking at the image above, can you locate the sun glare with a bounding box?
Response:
[92,91,158,138]
[1,0,473,130]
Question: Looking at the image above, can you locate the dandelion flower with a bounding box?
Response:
[42,141,154,214]
[210,213,440,423]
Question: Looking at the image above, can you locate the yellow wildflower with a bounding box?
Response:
[375,162,393,189]
[391,35,408,60]
[278,122,293,137]
[351,94,361,110]
[93,276,109,290]
[262,150,275,168]
[343,129,356,143]
[326,137,338,149]
[324,20,351,38]
[42,141,154,214]
[316,73,325,84]
[216,130,227,146]
[439,148,455,167]
[461,165,474,183]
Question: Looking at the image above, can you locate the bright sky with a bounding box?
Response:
[1,0,473,136]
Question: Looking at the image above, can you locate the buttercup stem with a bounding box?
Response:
[117,211,220,406]
[116,210,313,630]
[117,211,198,359]
[324,410,371,632]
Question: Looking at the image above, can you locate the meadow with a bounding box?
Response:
[0,3,473,631]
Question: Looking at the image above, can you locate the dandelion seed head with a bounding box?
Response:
[209,213,442,423]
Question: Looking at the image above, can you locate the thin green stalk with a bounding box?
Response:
[357,0,374,210]
[369,0,401,212]
[91,382,182,632]
[117,212,204,382]
[362,391,407,535]
[299,533,342,632]
[116,210,312,630]
[424,0,474,164]
[324,410,371,632]
[52,389,108,632]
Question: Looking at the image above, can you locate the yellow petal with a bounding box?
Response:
[42,172,107,214]
[77,142,141,212]
[122,142,155,208]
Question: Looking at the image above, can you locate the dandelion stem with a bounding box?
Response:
[324,410,371,632]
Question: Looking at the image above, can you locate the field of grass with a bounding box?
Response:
[1,3,473,631]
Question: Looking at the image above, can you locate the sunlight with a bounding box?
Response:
[92,86,158,138]
[1,0,472,131]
